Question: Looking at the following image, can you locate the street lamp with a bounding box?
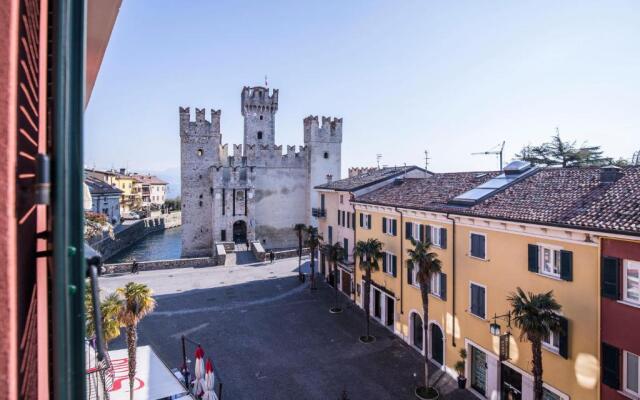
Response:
[489,311,512,337]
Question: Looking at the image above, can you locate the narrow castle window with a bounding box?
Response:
[257,131,263,140]
[324,152,329,159]
[197,149,203,157]
[259,115,263,120]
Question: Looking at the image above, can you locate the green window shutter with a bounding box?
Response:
[367,215,372,229]
[440,228,447,249]
[407,262,413,285]
[338,210,341,225]
[601,342,620,389]
[425,225,432,243]
[528,244,539,273]
[392,255,397,277]
[560,250,573,281]
[601,257,620,299]
[419,225,424,242]
[360,213,364,228]
[382,252,387,272]
[392,219,397,236]
[558,316,569,359]
[382,217,387,234]
[352,213,356,229]
[406,222,413,239]
[440,273,447,300]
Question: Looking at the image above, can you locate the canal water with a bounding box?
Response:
[107,226,183,263]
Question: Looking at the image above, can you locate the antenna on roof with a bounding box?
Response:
[265,75,268,87]
[472,141,505,170]
[424,150,430,171]
[376,154,382,169]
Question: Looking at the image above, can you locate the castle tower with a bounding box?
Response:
[241,86,278,148]
[304,115,343,225]
[179,107,221,257]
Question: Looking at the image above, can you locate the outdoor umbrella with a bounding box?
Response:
[202,358,217,400]
[192,346,206,398]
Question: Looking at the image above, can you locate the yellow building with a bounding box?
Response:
[85,168,142,213]
[342,164,640,400]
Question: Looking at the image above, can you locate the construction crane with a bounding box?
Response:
[472,141,506,170]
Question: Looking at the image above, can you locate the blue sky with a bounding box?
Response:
[85,0,640,180]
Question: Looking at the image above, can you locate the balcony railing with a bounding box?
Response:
[312,208,326,218]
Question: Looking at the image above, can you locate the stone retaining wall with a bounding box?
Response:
[96,212,181,261]
[103,256,215,274]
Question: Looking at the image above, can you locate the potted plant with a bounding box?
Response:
[455,349,467,389]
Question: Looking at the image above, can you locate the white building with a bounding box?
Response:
[85,176,122,224]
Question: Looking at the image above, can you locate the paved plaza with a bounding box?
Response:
[101,256,475,400]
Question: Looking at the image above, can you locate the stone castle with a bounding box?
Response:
[180,86,342,257]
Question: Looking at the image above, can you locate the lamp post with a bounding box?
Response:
[489,311,512,361]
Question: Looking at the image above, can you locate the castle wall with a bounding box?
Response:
[252,166,308,249]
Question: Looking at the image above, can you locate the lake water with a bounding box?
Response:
[107,226,182,263]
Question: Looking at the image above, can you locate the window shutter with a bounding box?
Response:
[558,316,569,359]
[419,225,424,242]
[601,342,620,389]
[425,225,432,243]
[560,250,573,281]
[528,244,539,273]
[338,210,341,225]
[367,215,372,229]
[392,255,397,277]
[352,213,356,229]
[407,262,413,285]
[440,273,447,300]
[601,257,620,299]
[440,228,447,249]
[360,213,364,228]
[479,287,485,318]
[392,219,397,236]
[382,217,387,234]
[382,252,387,273]
[406,222,413,239]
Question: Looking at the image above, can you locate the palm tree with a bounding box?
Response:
[508,288,562,400]
[305,226,323,290]
[327,241,344,313]
[85,289,123,349]
[354,238,383,342]
[117,282,156,400]
[293,223,307,280]
[407,239,442,398]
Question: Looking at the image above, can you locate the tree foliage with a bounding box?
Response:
[516,132,622,167]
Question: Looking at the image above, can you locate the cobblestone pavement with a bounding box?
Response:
[102,257,476,400]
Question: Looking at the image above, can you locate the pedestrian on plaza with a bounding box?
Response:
[246,239,250,251]
[131,259,139,274]
[269,250,275,264]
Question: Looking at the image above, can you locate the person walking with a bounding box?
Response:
[269,250,275,264]
[131,259,139,274]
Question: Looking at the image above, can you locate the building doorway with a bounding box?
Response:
[470,346,488,396]
[430,323,444,366]
[501,363,522,400]
[411,313,424,351]
[340,270,351,296]
[232,220,247,243]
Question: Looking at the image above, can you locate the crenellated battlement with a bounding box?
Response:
[179,106,221,136]
[214,142,309,168]
[304,115,342,143]
[241,86,279,116]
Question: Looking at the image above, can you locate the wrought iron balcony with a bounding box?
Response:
[312,208,326,218]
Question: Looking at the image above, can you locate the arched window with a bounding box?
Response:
[411,313,423,350]
[324,152,329,159]
[197,149,203,157]
[259,115,264,120]
[257,131,263,140]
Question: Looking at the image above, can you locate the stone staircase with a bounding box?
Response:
[224,243,258,266]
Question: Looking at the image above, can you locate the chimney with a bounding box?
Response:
[600,165,622,184]
[326,174,333,183]
[119,168,126,175]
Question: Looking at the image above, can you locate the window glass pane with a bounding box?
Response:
[627,352,639,394]
[542,389,561,400]
[626,262,640,302]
